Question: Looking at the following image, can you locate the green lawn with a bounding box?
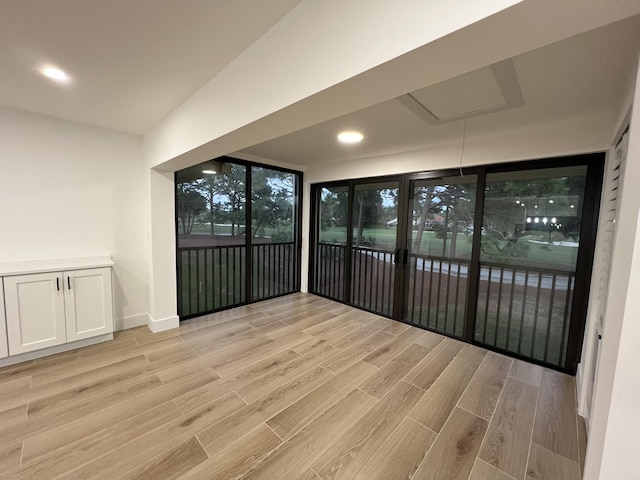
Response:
[319,227,577,269]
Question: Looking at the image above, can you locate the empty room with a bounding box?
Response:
[1,1,640,479]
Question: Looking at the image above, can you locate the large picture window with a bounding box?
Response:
[176,158,302,318]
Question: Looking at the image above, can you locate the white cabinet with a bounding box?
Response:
[0,281,8,359]
[3,267,113,356]
[64,268,113,342]
[4,272,67,354]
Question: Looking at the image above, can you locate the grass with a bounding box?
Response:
[319,227,577,269]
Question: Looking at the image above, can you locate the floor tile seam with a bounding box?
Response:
[531,441,582,470]
[473,368,523,479]
[25,371,165,424]
[398,347,441,385]
[22,397,184,471]
[245,366,337,421]
[467,356,509,422]
[475,458,518,480]
[29,352,151,387]
[524,373,544,480]
[194,434,211,459]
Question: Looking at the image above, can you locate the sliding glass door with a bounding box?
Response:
[310,154,602,373]
[404,175,477,337]
[350,182,400,317]
[176,158,301,319]
[475,166,587,366]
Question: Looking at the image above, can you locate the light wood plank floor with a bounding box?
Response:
[0,293,586,479]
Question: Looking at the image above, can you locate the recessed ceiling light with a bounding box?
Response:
[40,66,70,83]
[337,131,364,144]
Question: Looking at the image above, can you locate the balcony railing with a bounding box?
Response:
[475,262,575,368]
[351,246,396,317]
[178,242,296,318]
[406,254,470,338]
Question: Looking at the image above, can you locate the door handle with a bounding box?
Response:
[56,277,60,291]
[67,276,71,290]
[403,249,409,265]
[394,249,400,264]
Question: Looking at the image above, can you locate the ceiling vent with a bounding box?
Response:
[398,59,524,124]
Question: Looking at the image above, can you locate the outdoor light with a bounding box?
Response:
[534,205,538,208]
[526,217,531,223]
[548,199,554,204]
[516,200,520,204]
[570,205,575,208]
[534,218,540,223]
[543,217,548,224]
[202,169,217,175]
[521,204,525,207]
[551,217,557,223]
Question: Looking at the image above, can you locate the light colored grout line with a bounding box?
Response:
[309,466,323,480]
[233,389,249,405]
[531,442,582,468]
[264,422,285,444]
[402,379,427,392]
[405,416,438,437]
[525,370,544,480]
[443,354,501,476]
[356,387,378,401]
[194,434,211,458]
[476,458,518,480]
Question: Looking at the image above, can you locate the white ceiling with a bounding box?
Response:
[2,2,639,166]
[0,0,303,134]
[241,14,640,167]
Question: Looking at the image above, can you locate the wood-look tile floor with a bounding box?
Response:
[0,293,586,480]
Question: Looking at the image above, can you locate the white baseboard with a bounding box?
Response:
[115,313,148,331]
[148,313,179,333]
[0,333,114,367]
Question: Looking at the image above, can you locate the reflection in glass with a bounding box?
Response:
[475,166,587,366]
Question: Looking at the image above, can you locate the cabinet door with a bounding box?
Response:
[0,281,8,359]
[64,267,113,342]
[4,272,66,355]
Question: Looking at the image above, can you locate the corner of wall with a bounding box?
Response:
[147,313,180,333]
[114,313,149,331]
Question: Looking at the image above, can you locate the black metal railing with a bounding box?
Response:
[406,254,470,338]
[178,242,296,318]
[252,242,297,302]
[351,246,396,317]
[475,262,575,368]
[315,242,347,301]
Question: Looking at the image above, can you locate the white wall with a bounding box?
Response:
[0,107,148,329]
[584,51,640,480]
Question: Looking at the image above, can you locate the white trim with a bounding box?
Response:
[115,313,148,331]
[0,256,114,276]
[0,333,113,367]
[147,313,179,333]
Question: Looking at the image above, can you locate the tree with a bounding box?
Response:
[176,183,206,234]
[353,189,384,246]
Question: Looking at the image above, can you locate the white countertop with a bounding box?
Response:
[0,256,114,276]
